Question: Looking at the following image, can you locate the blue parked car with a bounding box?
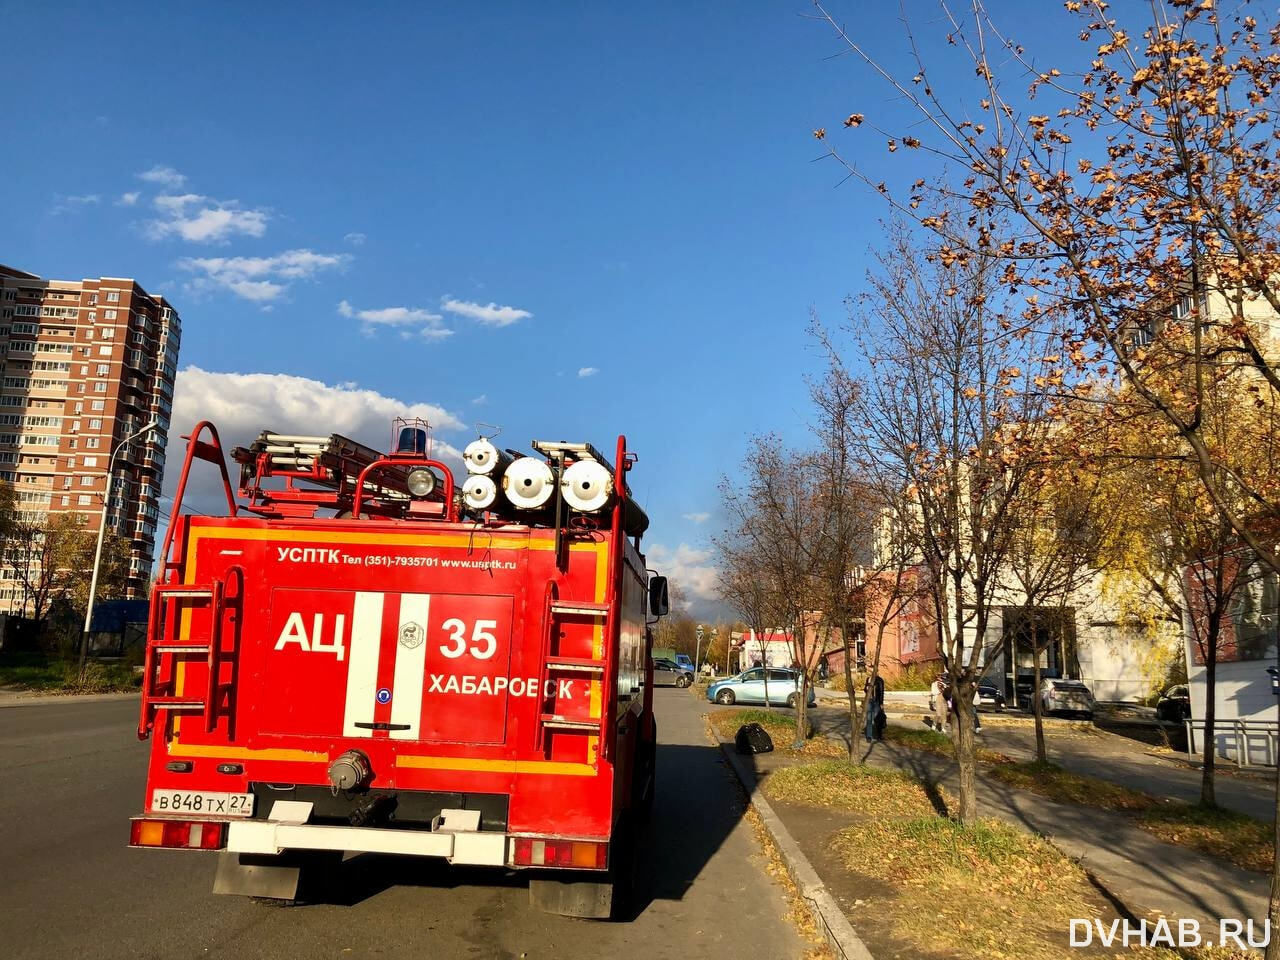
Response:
[706,667,816,708]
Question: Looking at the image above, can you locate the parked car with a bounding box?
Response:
[674,654,694,672]
[1039,678,1095,719]
[652,657,694,688]
[1156,684,1192,724]
[706,667,816,709]
[928,674,1006,712]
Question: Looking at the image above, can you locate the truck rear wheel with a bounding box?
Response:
[528,817,638,921]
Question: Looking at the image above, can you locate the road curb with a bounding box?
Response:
[0,691,139,708]
[717,741,875,960]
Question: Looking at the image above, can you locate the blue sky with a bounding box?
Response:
[3,0,1077,612]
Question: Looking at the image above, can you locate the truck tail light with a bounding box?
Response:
[129,818,227,850]
[512,838,607,869]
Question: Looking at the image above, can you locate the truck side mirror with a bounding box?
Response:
[648,576,669,617]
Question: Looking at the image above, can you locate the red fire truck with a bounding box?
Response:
[129,420,668,919]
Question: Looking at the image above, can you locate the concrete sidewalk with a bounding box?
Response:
[812,689,1275,822]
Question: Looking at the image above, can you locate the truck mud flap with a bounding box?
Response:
[213,850,339,902]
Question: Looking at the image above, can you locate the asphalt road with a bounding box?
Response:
[0,688,804,960]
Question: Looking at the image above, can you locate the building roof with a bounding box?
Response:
[0,264,41,280]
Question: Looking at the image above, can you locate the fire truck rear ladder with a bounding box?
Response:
[139,420,242,741]
[138,570,244,740]
[536,582,612,747]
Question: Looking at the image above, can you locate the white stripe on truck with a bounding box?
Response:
[390,593,430,739]
[343,592,384,737]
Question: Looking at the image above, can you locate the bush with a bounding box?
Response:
[885,662,934,691]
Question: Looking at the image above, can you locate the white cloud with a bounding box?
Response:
[343,232,367,246]
[147,200,268,243]
[178,249,348,302]
[441,297,532,327]
[51,194,100,214]
[116,191,140,207]
[471,394,488,406]
[167,367,465,515]
[646,543,720,607]
[682,512,711,525]
[138,165,187,188]
[153,193,205,214]
[577,366,599,378]
[338,300,451,341]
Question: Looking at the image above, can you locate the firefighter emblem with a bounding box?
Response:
[399,621,424,649]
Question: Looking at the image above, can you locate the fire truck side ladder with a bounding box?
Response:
[535,581,612,750]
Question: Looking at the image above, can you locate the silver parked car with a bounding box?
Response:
[1039,678,1095,719]
[652,657,694,688]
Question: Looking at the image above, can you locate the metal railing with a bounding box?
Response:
[1185,718,1279,767]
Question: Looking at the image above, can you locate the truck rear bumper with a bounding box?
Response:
[228,820,506,865]
[227,802,506,866]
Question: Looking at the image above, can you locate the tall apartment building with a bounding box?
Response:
[0,264,179,613]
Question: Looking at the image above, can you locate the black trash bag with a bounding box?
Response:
[873,704,887,740]
[735,722,774,755]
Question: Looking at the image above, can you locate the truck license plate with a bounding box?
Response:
[150,790,255,817]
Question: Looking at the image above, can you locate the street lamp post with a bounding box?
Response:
[78,419,159,680]
[694,624,704,680]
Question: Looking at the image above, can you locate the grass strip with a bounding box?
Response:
[707,708,843,756]
[0,657,140,694]
[765,757,948,818]
[831,812,1252,960]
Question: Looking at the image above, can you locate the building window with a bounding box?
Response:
[103,309,117,320]
[77,495,91,506]
[93,382,107,393]
[90,400,104,411]
[85,437,100,449]
[80,476,93,486]
[105,291,119,303]
[88,418,101,430]
[95,364,109,376]
[98,346,111,356]
[61,496,69,507]
[83,456,98,467]
[101,327,114,339]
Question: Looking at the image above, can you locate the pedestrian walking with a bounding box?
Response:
[863,673,885,743]
[930,674,949,733]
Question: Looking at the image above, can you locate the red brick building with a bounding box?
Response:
[0,264,179,611]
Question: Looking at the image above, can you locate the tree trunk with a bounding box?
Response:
[1200,643,1217,808]
[953,676,978,824]
[1032,618,1047,763]
[843,626,858,760]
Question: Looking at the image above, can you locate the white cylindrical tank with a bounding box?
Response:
[561,459,614,513]
[462,474,497,512]
[463,438,512,476]
[502,457,555,510]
